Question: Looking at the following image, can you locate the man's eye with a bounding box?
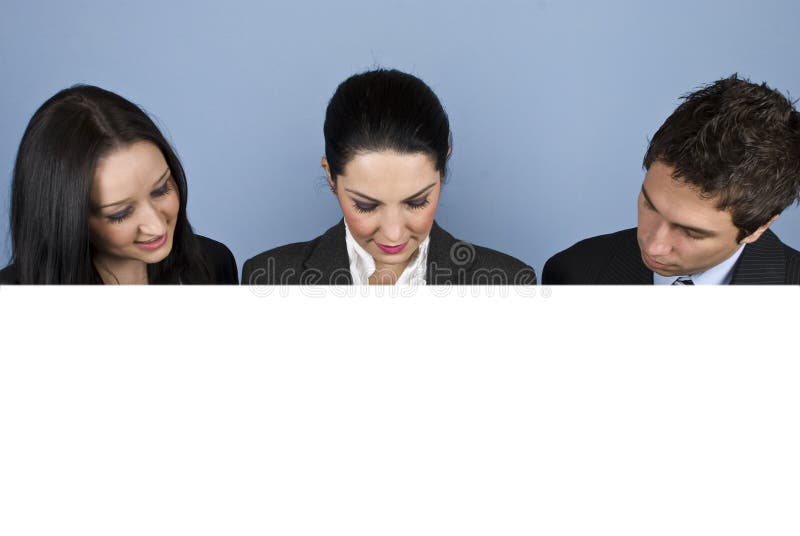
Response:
[683,229,704,240]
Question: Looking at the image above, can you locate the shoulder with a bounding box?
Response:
[735,229,800,285]
[0,263,19,285]
[429,224,537,284]
[543,228,637,284]
[242,234,326,285]
[470,244,537,284]
[781,240,800,284]
[194,235,238,284]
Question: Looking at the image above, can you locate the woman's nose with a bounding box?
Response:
[379,211,404,243]
[137,201,167,237]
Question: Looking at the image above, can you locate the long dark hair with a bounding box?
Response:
[10,84,211,283]
[323,68,452,182]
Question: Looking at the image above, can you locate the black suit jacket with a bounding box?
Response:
[542,227,800,285]
[242,220,537,285]
[0,234,238,284]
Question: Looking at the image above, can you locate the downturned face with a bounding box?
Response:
[326,150,441,272]
[88,141,179,271]
[636,161,771,276]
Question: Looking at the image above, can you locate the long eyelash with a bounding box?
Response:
[152,182,172,198]
[108,211,131,224]
[407,198,430,210]
[353,202,376,214]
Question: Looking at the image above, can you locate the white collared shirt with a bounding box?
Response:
[653,244,746,285]
[344,220,429,285]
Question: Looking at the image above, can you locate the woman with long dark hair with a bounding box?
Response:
[242,68,535,285]
[0,85,237,284]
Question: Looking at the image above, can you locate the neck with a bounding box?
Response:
[94,255,149,285]
[368,246,424,285]
[369,262,405,285]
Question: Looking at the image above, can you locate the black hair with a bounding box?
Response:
[323,68,451,182]
[9,84,211,283]
[643,74,800,241]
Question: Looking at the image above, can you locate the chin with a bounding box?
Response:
[143,246,173,264]
[651,267,680,277]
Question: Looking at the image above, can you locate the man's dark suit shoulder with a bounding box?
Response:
[786,243,800,283]
[0,263,18,284]
[542,228,637,284]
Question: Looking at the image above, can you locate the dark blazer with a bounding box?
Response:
[542,227,800,285]
[242,220,537,285]
[0,234,238,284]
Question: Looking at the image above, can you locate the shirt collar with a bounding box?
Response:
[343,220,429,285]
[653,243,746,285]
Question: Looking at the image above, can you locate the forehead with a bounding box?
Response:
[92,141,167,203]
[643,161,736,231]
[339,151,439,195]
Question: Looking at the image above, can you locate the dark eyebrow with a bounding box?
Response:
[402,183,437,202]
[640,184,716,237]
[97,168,170,210]
[345,182,437,204]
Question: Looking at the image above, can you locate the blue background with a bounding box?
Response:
[2,0,799,278]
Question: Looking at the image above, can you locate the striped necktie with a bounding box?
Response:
[672,276,694,285]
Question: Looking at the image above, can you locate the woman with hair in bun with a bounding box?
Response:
[0,85,237,284]
[243,68,535,285]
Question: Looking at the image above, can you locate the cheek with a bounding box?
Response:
[161,190,180,223]
[637,204,655,232]
[409,192,439,235]
[340,204,378,240]
[89,220,138,250]
[408,207,437,235]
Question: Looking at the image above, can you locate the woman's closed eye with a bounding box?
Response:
[151,180,172,198]
[406,196,430,210]
[353,200,378,213]
[107,207,132,224]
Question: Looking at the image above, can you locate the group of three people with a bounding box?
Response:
[1,69,799,286]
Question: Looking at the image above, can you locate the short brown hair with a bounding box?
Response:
[643,74,800,240]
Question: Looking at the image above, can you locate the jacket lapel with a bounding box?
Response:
[303,220,353,284]
[426,222,475,284]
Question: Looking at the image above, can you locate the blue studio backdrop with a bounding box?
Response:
[2,0,799,277]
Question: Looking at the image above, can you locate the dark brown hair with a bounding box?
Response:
[643,74,800,240]
[10,85,211,283]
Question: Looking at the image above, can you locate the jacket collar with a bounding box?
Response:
[301,220,464,285]
[302,220,352,284]
[729,229,786,284]
[598,228,652,284]
[600,227,787,285]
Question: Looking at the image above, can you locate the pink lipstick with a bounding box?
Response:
[375,241,409,255]
[135,233,168,251]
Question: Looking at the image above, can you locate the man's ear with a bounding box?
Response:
[321,157,335,193]
[740,214,779,244]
